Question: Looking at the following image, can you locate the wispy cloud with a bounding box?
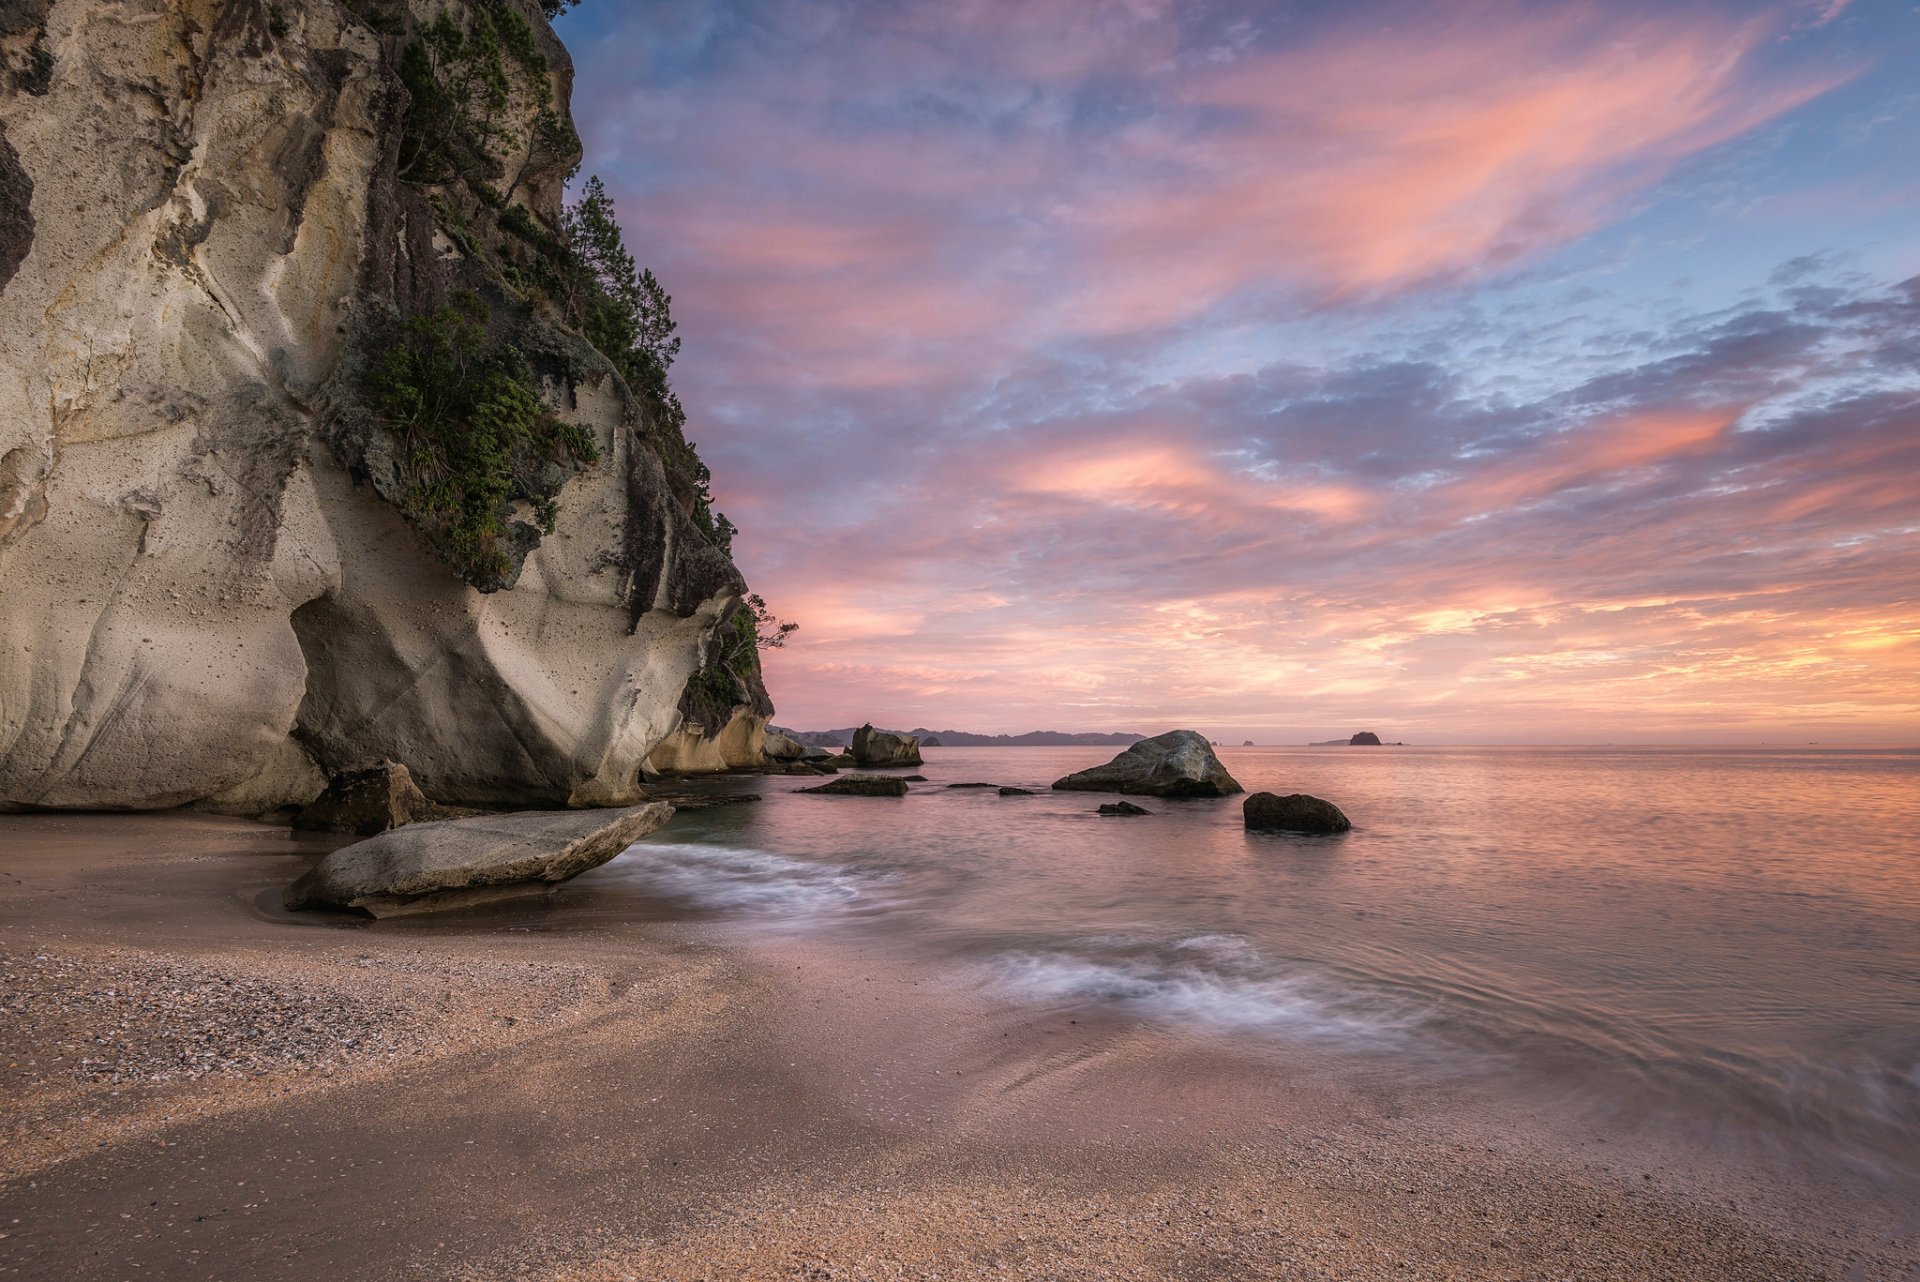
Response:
[563,0,1917,740]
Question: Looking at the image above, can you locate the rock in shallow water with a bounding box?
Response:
[283,803,674,918]
[851,724,923,767]
[1051,730,1243,798]
[794,775,910,797]
[1098,801,1152,816]
[1244,792,1351,833]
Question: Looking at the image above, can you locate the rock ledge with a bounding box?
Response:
[284,803,673,918]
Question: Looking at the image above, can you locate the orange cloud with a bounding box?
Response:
[1065,7,1852,326]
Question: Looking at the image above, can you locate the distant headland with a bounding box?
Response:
[776,727,1147,748]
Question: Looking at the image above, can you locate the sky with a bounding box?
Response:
[558,0,1920,744]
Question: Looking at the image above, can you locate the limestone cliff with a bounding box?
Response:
[0,0,760,811]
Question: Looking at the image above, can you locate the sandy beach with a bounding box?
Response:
[0,811,1908,1282]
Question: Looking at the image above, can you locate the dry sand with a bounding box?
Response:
[0,812,1908,1281]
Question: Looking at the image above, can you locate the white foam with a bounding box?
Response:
[603,842,879,922]
[984,935,1425,1047]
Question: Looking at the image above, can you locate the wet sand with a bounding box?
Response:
[0,812,1907,1281]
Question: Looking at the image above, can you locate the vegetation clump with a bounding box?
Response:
[368,292,598,588]
[354,0,784,645]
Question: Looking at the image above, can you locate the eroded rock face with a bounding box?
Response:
[0,1,749,812]
[762,729,806,761]
[1244,792,1351,833]
[284,801,672,917]
[1051,730,1243,798]
[851,724,922,768]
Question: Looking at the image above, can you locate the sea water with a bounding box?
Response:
[587,745,1920,1201]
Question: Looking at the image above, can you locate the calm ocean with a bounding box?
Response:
[587,744,1920,1203]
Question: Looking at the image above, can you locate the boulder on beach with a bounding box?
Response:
[762,730,808,762]
[851,724,923,768]
[795,775,911,797]
[291,761,457,836]
[1098,801,1152,816]
[283,803,674,918]
[1051,730,1243,798]
[1244,792,1351,834]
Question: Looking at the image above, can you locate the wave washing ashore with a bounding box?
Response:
[2,746,1916,1280]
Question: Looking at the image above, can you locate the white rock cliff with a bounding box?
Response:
[0,0,765,811]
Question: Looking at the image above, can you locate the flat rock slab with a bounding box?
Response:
[283,803,674,918]
[1051,729,1243,798]
[1244,791,1351,833]
[794,775,910,797]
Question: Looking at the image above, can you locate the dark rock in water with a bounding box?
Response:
[1051,730,1243,798]
[283,803,673,917]
[292,761,459,836]
[1349,731,1383,746]
[946,782,996,789]
[795,775,910,797]
[901,774,928,782]
[851,723,923,767]
[998,786,1036,796]
[1244,792,1351,833]
[1242,740,1255,746]
[1098,801,1151,816]
[819,753,858,768]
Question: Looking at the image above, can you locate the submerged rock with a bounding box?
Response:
[998,786,1036,796]
[851,724,923,768]
[1097,801,1152,816]
[946,782,996,789]
[1051,730,1243,798]
[795,775,910,797]
[292,762,457,836]
[1244,792,1351,833]
[283,803,673,918]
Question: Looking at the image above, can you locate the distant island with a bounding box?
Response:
[775,727,1147,748]
[1308,731,1409,746]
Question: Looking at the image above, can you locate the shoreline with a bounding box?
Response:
[1,812,1908,1280]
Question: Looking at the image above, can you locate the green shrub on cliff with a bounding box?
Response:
[561,176,732,549]
[369,293,598,588]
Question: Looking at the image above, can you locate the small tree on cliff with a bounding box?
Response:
[561,176,732,549]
